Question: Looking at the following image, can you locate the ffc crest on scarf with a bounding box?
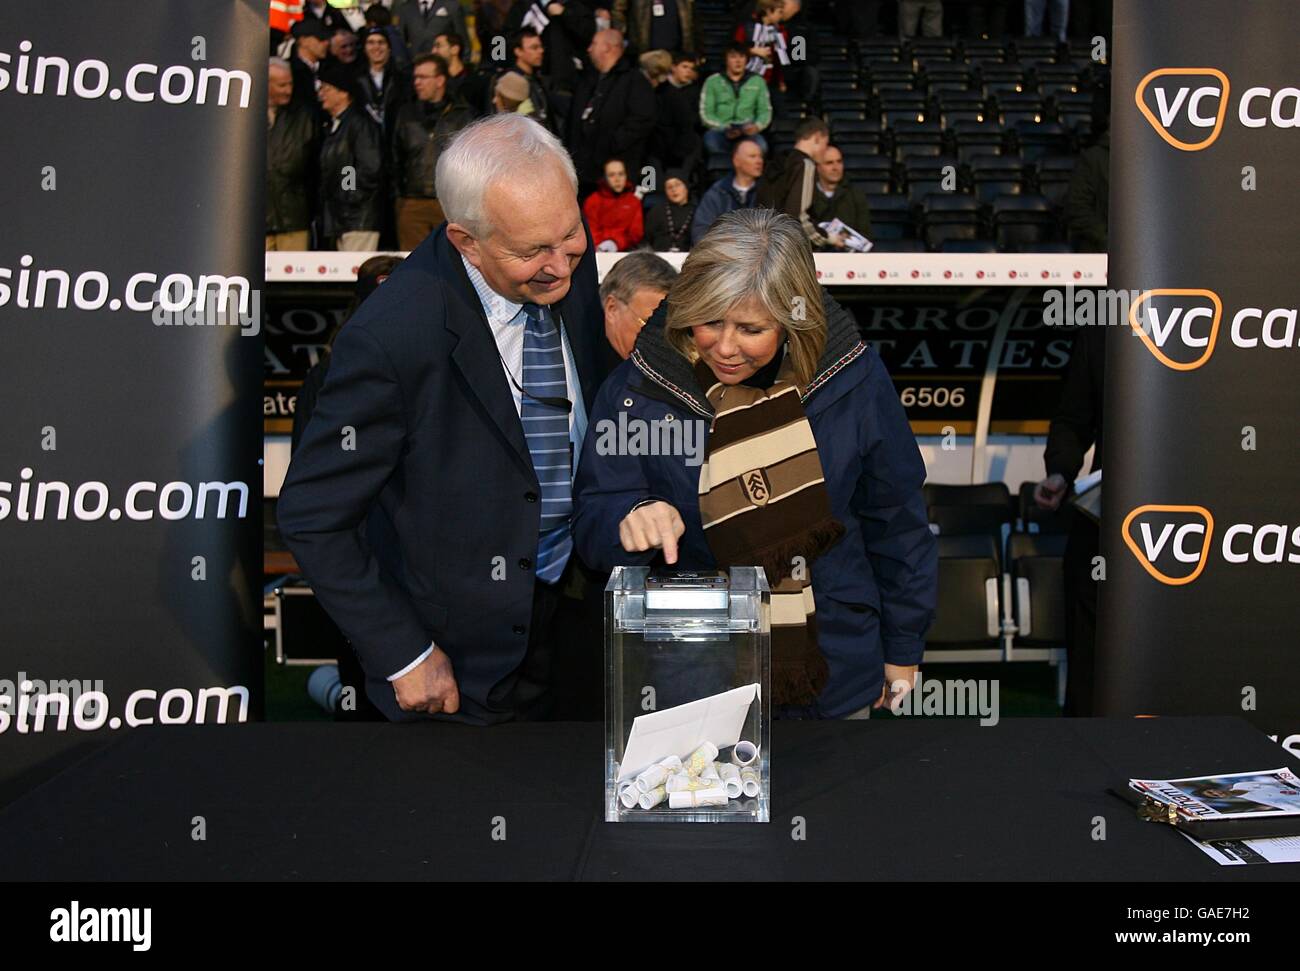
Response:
[693,357,845,706]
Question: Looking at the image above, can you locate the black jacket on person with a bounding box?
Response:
[1066,130,1109,253]
[651,80,703,173]
[506,0,595,95]
[808,180,873,240]
[1044,326,1105,482]
[391,97,477,198]
[289,50,334,117]
[267,103,319,235]
[445,64,491,117]
[565,54,657,189]
[276,222,608,724]
[318,105,385,239]
[356,63,411,137]
[644,198,695,251]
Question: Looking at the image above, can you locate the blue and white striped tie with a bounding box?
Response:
[521,303,573,583]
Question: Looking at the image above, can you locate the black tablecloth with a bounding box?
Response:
[1,716,1296,880]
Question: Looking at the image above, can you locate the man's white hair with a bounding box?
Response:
[268,56,291,72]
[436,114,578,239]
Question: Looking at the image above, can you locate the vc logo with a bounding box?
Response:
[1136,68,1229,150]
[1136,67,1300,150]
[1122,504,1214,585]
[1124,504,1300,584]
[1128,289,1221,370]
[1129,289,1299,369]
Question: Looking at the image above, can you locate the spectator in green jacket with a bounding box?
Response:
[808,144,872,249]
[699,43,771,158]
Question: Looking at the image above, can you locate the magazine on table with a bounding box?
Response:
[1118,767,1300,843]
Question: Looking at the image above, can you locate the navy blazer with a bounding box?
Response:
[571,294,938,717]
[277,223,606,724]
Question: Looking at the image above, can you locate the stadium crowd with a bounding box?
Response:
[267,0,1113,254]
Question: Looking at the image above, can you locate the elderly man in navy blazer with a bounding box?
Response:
[277,114,606,724]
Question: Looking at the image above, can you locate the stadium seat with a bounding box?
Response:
[951,120,1006,163]
[870,238,926,252]
[1014,120,1071,160]
[925,534,1002,654]
[921,193,981,248]
[1009,533,1068,646]
[1034,156,1076,207]
[892,119,943,158]
[997,93,1046,127]
[831,118,885,150]
[993,194,1059,249]
[940,239,998,253]
[962,40,1007,65]
[866,193,915,239]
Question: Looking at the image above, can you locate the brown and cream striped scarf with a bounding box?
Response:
[693,356,845,706]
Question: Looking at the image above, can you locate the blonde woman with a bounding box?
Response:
[572,209,937,718]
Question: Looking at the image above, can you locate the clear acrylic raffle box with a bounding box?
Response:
[605,566,770,823]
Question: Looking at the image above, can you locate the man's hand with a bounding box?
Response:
[1034,473,1068,511]
[619,501,686,564]
[752,45,772,59]
[393,645,460,715]
[827,230,847,249]
[874,664,918,711]
[741,122,759,135]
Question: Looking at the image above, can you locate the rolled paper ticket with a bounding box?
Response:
[684,742,720,776]
[665,771,692,793]
[638,785,667,810]
[668,786,728,809]
[699,760,721,783]
[635,755,684,793]
[618,782,639,808]
[731,740,759,767]
[740,766,760,797]
[719,763,743,799]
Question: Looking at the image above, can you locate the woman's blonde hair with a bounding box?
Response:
[639,49,673,84]
[665,208,827,387]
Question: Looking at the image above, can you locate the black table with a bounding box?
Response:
[1,717,1296,880]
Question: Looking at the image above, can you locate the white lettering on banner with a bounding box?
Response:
[0,682,249,735]
[0,42,250,108]
[0,470,250,522]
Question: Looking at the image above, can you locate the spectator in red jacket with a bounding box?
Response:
[582,158,645,252]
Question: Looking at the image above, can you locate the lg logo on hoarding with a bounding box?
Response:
[1135,68,1300,150]
[1123,505,1300,585]
[1128,289,1298,370]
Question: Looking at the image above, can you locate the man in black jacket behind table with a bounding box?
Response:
[1034,327,1105,716]
[392,53,476,250]
[278,114,609,725]
[566,28,656,195]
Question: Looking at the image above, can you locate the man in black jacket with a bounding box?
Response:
[566,28,656,193]
[488,27,560,134]
[317,64,385,251]
[289,19,333,117]
[506,0,595,98]
[392,54,477,249]
[1034,326,1105,716]
[433,30,490,115]
[808,143,872,247]
[267,57,319,250]
[278,114,608,724]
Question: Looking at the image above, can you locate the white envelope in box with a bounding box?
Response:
[617,683,759,783]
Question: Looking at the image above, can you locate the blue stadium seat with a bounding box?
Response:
[993,194,1058,249]
[1013,120,1070,160]
[866,193,915,240]
[921,193,982,249]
